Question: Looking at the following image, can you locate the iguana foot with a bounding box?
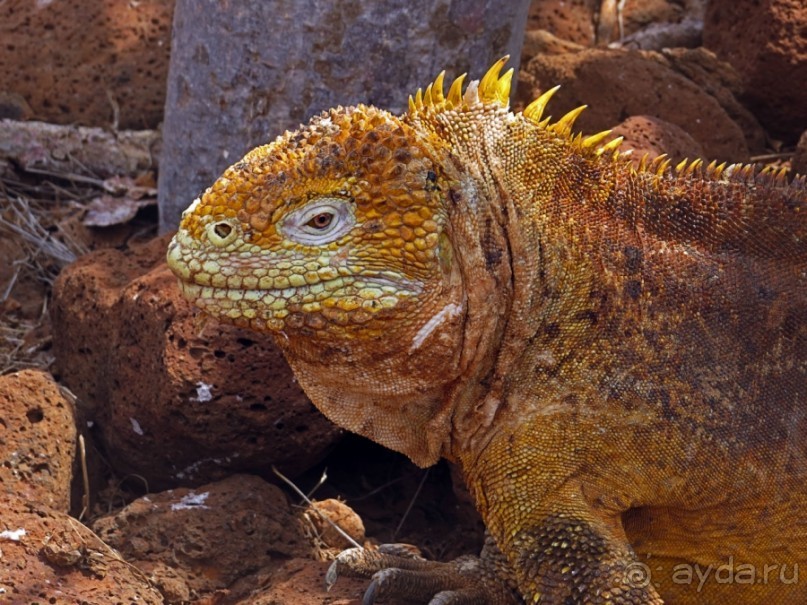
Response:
[326,544,520,605]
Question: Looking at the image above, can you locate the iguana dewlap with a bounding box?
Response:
[167,58,807,604]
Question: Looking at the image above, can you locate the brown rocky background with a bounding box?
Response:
[0,0,172,128]
[1,0,805,603]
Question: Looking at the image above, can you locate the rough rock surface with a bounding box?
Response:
[517,48,752,161]
[0,0,173,129]
[0,492,164,604]
[0,369,76,511]
[235,558,364,605]
[656,47,767,153]
[92,474,311,603]
[526,0,706,47]
[527,0,598,46]
[704,0,807,143]
[50,234,342,488]
[611,115,706,164]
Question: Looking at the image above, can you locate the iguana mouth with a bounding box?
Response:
[174,275,418,310]
[168,231,423,292]
[169,234,424,329]
[174,276,421,333]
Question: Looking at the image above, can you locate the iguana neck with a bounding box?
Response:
[424,112,620,465]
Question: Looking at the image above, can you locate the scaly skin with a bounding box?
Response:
[167,59,807,604]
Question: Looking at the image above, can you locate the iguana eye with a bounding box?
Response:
[280,197,356,245]
[306,212,334,229]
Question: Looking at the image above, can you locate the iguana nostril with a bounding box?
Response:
[214,223,232,238]
[207,220,238,247]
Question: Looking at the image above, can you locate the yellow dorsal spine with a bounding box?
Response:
[523,85,561,124]
[478,56,511,105]
[446,73,466,108]
[551,105,587,136]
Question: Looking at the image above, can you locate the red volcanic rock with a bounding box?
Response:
[92,474,311,602]
[704,0,807,144]
[611,115,706,164]
[518,48,753,162]
[0,492,163,604]
[50,234,342,489]
[0,0,173,129]
[0,369,76,511]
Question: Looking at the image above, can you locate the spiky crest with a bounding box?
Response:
[405,58,804,188]
[549,104,587,136]
[406,58,630,166]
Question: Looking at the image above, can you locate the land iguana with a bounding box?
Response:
[166,58,807,604]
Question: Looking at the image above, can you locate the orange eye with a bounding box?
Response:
[306,212,334,229]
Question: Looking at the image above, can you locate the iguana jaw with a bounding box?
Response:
[168,221,511,467]
[168,216,470,466]
[167,226,425,333]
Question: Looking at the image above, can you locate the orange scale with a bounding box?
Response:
[382,164,406,180]
[384,212,403,227]
[321,307,349,326]
[373,146,393,161]
[359,208,382,221]
[349,310,374,325]
[402,212,424,227]
[249,213,270,232]
[413,239,431,252]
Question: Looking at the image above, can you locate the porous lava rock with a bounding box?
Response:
[0,0,173,128]
[656,47,767,154]
[526,0,706,47]
[527,0,598,46]
[611,115,706,164]
[0,369,77,511]
[235,557,365,605]
[92,474,311,603]
[704,0,807,143]
[0,492,164,604]
[50,234,342,489]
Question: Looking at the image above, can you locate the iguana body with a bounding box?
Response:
[167,59,807,604]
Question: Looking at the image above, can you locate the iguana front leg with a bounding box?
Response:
[326,494,661,604]
[465,421,666,604]
[327,459,662,605]
[501,488,664,603]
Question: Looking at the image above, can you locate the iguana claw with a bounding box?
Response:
[326,544,520,604]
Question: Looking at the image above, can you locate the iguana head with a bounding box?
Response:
[167,103,455,343]
[166,59,560,465]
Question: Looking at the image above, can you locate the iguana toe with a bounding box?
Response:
[327,545,520,604]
